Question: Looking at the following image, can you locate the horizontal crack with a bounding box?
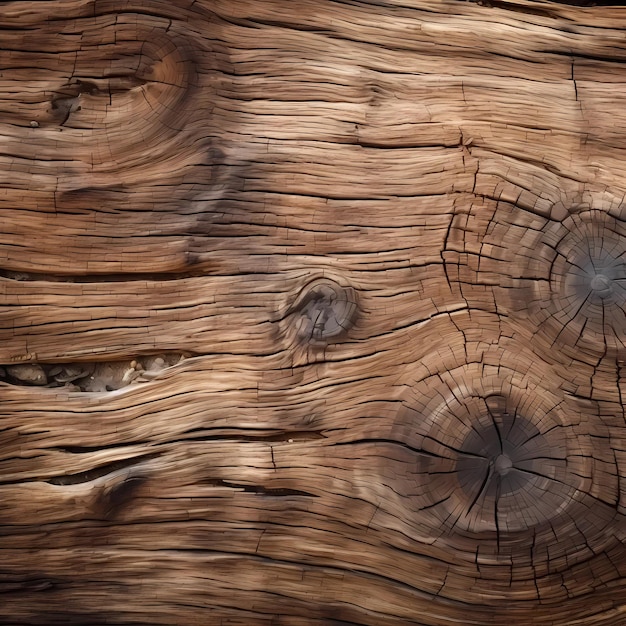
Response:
[54,442,151,454]
[45,453,160,486]
[180,429,326,443]
[0,269,206,283]
[0,354,188,392]
[207,479,317,498]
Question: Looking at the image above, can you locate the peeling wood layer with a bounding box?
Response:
[2,0,626,624]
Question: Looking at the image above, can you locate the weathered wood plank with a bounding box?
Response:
[1,0,626,624]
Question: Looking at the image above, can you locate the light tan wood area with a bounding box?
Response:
[1,0,626,624]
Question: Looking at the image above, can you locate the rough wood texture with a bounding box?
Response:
[1,0,626,624]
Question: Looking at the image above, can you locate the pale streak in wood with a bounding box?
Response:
[1,0,626,624]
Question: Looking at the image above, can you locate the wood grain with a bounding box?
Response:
[1,0,626,624]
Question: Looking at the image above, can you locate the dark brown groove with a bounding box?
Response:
[45,453,159,486]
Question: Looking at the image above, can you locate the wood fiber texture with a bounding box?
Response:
[1,0,626,624]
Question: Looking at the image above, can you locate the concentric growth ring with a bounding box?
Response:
[392,356,620,578]
[407,389,581,536]
[452,395,572,535]
[527,210,626,359]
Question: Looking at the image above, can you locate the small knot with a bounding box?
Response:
[292,279,357,343]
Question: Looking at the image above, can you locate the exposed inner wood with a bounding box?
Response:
[1,0,626,624]
[0,354,188,391]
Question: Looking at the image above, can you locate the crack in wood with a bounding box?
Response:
[206,479,317,498]
[0,353,187,391]
[2,0,626,623]
[45,453,159,486]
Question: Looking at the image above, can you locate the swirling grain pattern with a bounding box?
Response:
[1,0,626,624]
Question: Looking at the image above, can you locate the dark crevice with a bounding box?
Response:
[55,442,151,454]
[0,268,207,283]
[464,0,625,9]
[542,50,626,64]
[0,353,188,392]
[333,437,457,461]
[465,464,492,520]
[45,453,159,486]
[545,0,626,4]
[494,474,502,552]
[512,466,572,488]
[461,0,559,16]
[207,479,317,498]
[180,429,326,443]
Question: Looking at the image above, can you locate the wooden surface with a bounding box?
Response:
[1,0,626,624]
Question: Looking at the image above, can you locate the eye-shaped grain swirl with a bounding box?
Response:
[525,210,626,361]
[389,347,623,600]
[77,24,197,164]
[444,200,626,365]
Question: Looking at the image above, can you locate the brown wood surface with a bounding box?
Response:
[1,0,626,624]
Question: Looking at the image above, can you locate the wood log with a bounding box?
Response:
[1,0,626,624]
